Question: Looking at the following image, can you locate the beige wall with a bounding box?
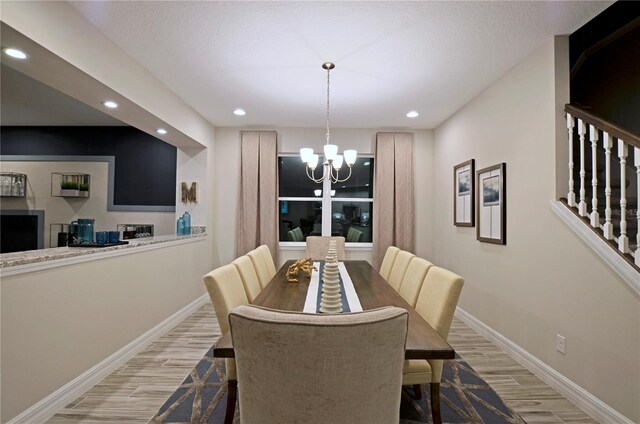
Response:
[432,38,640,422]
[0,240,210,422]
[213,127,434,267]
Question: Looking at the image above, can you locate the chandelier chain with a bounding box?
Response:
[326,66,331,144]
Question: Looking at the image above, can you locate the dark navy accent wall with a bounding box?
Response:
[570,2,640,136]
[0,126,176,206]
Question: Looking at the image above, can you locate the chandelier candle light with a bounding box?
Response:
[300,62,357,183]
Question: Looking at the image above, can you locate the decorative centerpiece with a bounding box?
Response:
[287,257,316,282]
[319,240,343,313]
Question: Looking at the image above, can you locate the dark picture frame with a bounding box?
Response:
[476,163,506,244]
[453,159,475,227]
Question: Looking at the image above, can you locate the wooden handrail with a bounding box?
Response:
[565,104,640,149]
[570,17,640,79]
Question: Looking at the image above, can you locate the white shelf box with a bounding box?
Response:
[0,172,27,197]
[51,173,90,198]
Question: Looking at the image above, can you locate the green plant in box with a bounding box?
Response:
[61,181,79,190]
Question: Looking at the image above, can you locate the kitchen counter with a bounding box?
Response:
[0,227,207,275]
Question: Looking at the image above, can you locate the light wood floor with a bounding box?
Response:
[47,303,598,424]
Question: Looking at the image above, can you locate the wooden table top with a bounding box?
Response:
[213,260,455,360]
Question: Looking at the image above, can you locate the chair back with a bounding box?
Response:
[247,249,272,288]
[387,250,415,292]
[415,266,464,382]
[379,246,400,281]
[203,264,246,382]
[229,305,408,424]
[257,244,277,277]
[232,256,262,302]
[202,264,249,334]
[305,236,346,261]
[346,227,363,242]
[288,226,304,241]
[398,257,433,307]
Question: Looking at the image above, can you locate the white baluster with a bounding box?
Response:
[589,125,599,227]
[567,113,576,207]
[618,140,629,253]
[635,147,640,266]
[603,132,613,240]
[578,119,588,216]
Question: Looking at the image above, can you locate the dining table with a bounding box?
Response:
[213,260,455,361]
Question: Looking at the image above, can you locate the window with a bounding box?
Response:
[278,155,373,244]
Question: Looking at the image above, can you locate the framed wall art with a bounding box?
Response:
[453,159,475,227]
[477,163,506,244]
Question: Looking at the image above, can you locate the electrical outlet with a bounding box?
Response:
[556,334,566,354]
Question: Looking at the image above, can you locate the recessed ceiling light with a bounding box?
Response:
[156,128,168,135]
[406,111,419,118]
[3,48,27,59]
[365,183,370,187]
[102,100,118,109]
[233,109,246,116]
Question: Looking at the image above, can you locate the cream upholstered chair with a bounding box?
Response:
[305,236,346,261]
[379,246,400,281]
[256,244,277,278]
[232,256,262,302]
[229,305,409,424]
[402,266,464,424]
[387,250,415,292]
[247,248,272,289]
[398,257,433,307]
[202,264,250,424]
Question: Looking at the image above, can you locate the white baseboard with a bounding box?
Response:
[455,307,634,424]
[7,293,210,424]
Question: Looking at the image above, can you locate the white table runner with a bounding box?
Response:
[303,262,363,313]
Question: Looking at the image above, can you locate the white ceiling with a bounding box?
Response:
[69,1,612,130]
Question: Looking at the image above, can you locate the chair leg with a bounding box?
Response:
[430,382,441,424]
[225,379,237,424]
[412,384,422,400]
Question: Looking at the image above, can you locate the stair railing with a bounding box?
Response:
[564,104,640,267]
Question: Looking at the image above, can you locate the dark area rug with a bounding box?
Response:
[151,347,525,423]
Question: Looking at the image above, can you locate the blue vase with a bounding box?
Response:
[177,217,185,236]
[182,211,191,235]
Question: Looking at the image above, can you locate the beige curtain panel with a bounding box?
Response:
[236,131,278,265]
[373,132,415,269]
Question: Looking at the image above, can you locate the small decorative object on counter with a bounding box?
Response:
[286,257,317,282]
[108,231,120,244]
[69,220,79,244]
[117,224,154,239]
[182,211,191,235]
[77,218,95,244]
[177,216,185,235]
[96,231,109,244]
[57,232,68,247]
[319,240,343,313]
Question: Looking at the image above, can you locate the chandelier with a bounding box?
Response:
[300,62,357,183]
